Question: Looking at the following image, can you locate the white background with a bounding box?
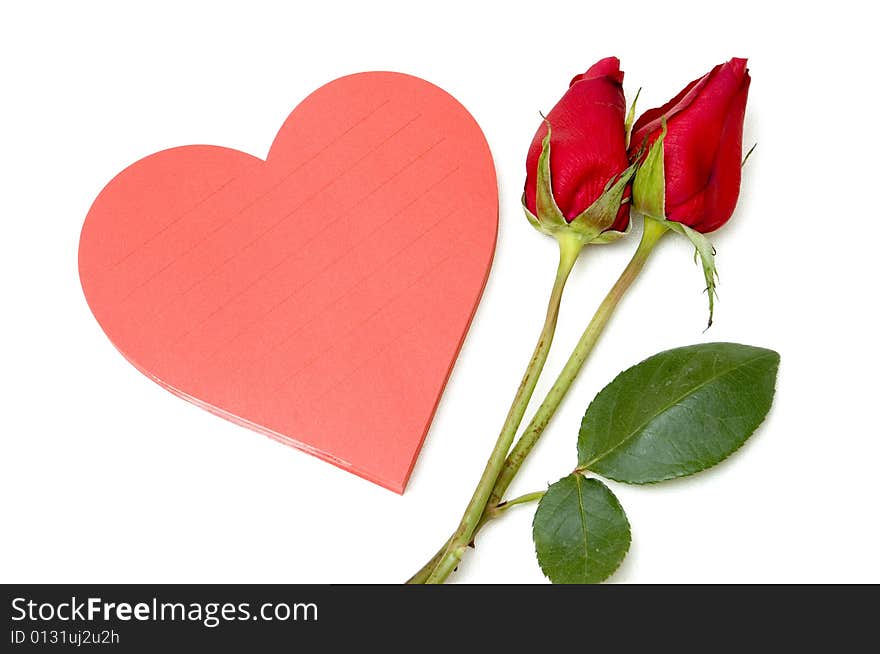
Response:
[2,1,877,583]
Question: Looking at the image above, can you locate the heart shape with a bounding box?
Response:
[79,72,498,492]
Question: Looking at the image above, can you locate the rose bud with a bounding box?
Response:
[627,58,751,327]
[630,57,751,233]
[523,57,637,250]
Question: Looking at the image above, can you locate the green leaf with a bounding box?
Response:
[578,343,779,484]
[532,474,630,584]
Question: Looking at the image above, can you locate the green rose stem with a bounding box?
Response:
[489,490,546,514]
[418,233,582,584]
[414,218,667,584]
[405,492,545,585]
[488,218,666,505]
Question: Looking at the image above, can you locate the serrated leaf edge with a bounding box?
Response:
[532,475,632,583]
[579,347,780,484]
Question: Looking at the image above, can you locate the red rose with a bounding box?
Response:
[630,58,751,233]
[524,57,630,232]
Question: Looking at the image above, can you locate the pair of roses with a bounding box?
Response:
[410,57,773,584]
[528,56,750,238]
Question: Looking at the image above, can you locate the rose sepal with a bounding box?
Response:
[624,87,641,150]
[632,120,719,327]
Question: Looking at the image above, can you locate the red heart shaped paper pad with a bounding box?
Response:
[79,72,498,492]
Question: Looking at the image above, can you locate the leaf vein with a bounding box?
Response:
[583,351,776,469]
